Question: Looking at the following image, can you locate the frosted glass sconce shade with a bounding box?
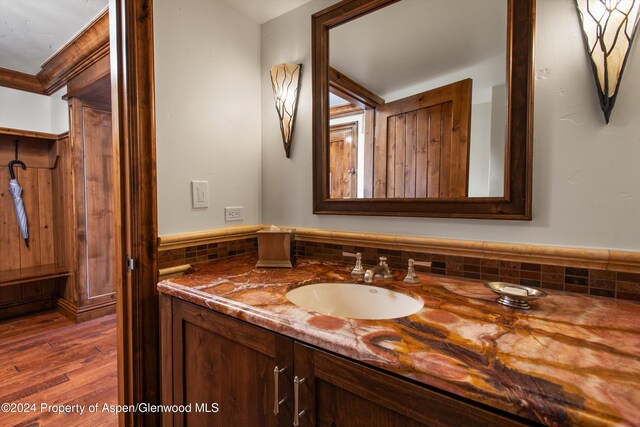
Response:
[270,63,301,157]
[576,0,640,123]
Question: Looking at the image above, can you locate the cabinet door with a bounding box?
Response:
[293,343,527,427]
[167,299,294,426]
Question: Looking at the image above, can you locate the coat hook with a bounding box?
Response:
[8,160,26,180]
[14,139,19,160]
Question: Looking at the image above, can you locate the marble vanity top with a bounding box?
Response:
[157,254,640,426]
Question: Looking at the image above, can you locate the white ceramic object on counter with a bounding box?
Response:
[286,282,423,320]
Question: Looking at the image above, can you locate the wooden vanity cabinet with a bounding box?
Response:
[162,298,528,427]
[294,343,526,427]
[165,298,294,427]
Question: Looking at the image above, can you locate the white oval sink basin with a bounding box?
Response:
[286,283,423,320]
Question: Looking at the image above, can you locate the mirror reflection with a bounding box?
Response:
[328,0,507,199]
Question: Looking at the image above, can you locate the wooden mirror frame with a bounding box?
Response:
[312,0,535,219]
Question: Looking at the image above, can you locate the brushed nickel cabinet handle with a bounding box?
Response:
[293,375,306,426]
[273,366,287,415]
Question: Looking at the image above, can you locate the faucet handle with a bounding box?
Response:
[403,259,432,284]
[343,251,365,276]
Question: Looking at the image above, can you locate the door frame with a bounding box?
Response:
[110,0,159,425]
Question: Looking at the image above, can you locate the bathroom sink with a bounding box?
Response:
[286,283,423,320]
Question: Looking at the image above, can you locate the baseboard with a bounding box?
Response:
[55,297,116,323]
[0,297,54,320]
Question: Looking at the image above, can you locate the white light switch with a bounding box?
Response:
[191,181,209,208]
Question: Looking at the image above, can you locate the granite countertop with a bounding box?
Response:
[157,254,640,426]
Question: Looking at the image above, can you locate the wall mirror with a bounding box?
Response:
[312,0,534,219]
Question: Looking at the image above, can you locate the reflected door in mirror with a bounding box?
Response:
[374,79,471,198]
[329,122,358,198]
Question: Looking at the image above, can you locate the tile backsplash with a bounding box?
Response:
[293,241,640,302]
[158,237,257,269]
[157,235,640,302]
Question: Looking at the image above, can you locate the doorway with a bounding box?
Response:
[0,3,121,426]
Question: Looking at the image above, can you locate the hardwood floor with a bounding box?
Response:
[0,311,117,426]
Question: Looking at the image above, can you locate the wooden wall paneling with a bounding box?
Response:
[0,128,71,318]
[384,116,396,197]
[51,135,77,308]
[393,114,406,197]
[21,280,42,299]
[415,108,428,198]
[439,102,453,197]
[57,97,116,322]
[37,169,55,266]
[0,285,21,304]
[450,80,471,196]
[82,105,115,300]
[69,98,88,308]
[0,168,20,272]
[404,110,417,198]
[17,167,41,270]
[0,136,56,169]
[427,105,442,197]
[373,111,388,198]
[51,135,74,273]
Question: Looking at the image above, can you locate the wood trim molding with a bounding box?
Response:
[112,0,158,424]
[159,264,191,281]
[0,10,109,96]
[157,225,264,250]
[55,296,116,323]
[329,66,384,109]
[330,103,362,118]
[158,225,640,273]
[0,67,44,94]
[37,9,110,95]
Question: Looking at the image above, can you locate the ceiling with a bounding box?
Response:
[221,0,313,24]
[0,0,312,76]
[330,0,507,99]
[0,0,108,74]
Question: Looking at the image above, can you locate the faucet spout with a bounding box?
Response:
[364,257,393,283]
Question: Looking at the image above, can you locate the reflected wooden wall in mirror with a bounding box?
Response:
[312,0,534,219]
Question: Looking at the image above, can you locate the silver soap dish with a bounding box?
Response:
[485,282,547,310]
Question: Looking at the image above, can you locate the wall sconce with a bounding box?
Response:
[576,0,640,123]
[270,63,301,158]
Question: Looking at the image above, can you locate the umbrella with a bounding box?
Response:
[8,160,29,248]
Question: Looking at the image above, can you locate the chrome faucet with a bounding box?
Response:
[403,259,432,284]
[364,257,393,283]
[343,251,365,276]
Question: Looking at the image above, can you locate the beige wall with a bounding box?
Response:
[260,0,640,251]
[0,87,67,133]
[154,0,262,235]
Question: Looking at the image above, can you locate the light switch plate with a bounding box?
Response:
[225,206,244,222]
[191,181,209,208]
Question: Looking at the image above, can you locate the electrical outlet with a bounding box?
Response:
[191,181,209,208]
[225,206,244,222]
